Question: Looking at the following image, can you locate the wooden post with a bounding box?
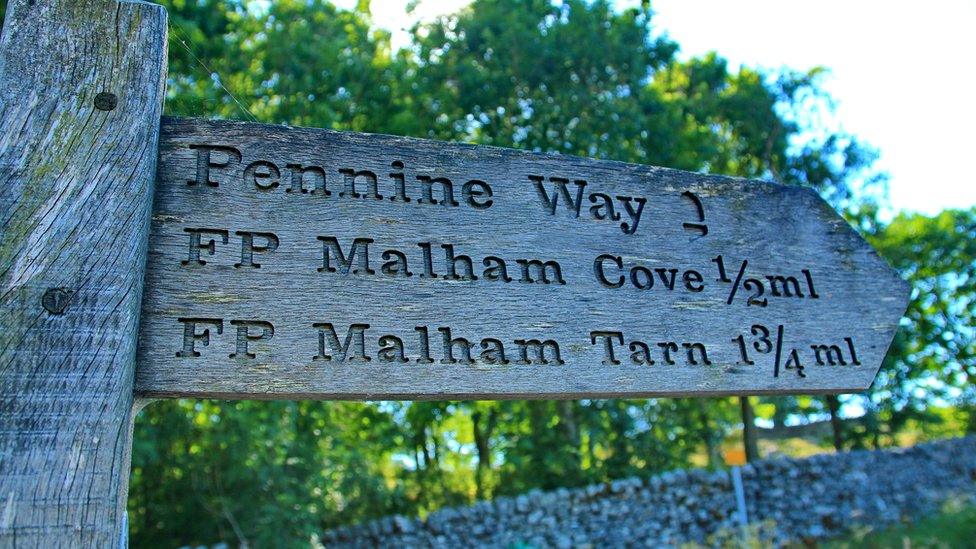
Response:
[0,0,166,545]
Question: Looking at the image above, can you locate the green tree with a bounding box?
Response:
[410,0,880,468]
[852,208,976,446]
[121,1,919,546]
[130,2,418,546]
[130,400,409,546]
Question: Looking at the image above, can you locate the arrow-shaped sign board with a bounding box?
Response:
[135,117,909,400]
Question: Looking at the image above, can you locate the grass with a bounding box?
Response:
[823,499,976,549]
[680,500,976,549]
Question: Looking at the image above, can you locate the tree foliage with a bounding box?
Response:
[853,208,976,445]
[27,0,953,546]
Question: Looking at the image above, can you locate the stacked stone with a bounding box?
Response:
[320,436,976,547]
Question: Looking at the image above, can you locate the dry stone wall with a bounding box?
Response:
[321,436,976,547]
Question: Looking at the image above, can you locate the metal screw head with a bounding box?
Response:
[42,288,73,315]
[94,92,117,111]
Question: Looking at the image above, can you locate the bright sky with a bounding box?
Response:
[345,0,976,215]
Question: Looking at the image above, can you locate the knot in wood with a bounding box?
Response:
[94,92,118,111]
[41,288,73,315]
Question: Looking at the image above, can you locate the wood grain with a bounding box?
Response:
[136,117,909,400]
[0,0,166,545]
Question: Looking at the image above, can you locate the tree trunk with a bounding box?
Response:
[740,396,760,463]
[826,395,844,451]
[698,402,723,469]
[419,433,431,470]
[472,407,497,499]
[556,399,582,470]
[771,397,789,429]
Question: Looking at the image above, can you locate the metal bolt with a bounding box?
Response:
[94,92,117,111]
[42,288,73,315]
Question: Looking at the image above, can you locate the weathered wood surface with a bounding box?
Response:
[136,117,909,400]
[0,0,166,545]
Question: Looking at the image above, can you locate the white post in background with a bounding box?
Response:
[731,465,750,540]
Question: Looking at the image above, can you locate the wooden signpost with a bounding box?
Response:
[138,117,908,400]
[0,0,910,545]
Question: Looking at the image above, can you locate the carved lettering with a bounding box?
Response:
[592,330,715,367]
[313,323,371,362]
[229,320,274,359]
[810,344,846,366]
[531,174,650,234]
[235,231,279,268]
[590,330,624,365]
[286,163,328,194]
[442,244,477,281]
[305,324,562,366]
[516,259,565,285]
[766,275,803,298]
[530,175,587,218]
[338,168,382,200]
[318,236,375,274]
[480,338,509,364]
[182,228,228,266]
[188,144,241,187]
[681,190,708,237]
[616,195,646,235]
[159,137,887,400]
[514,339,564,365]
[378,335,408,363]
[439,326,474,364]
[244,160,280,190]
[594,254,707,294]
[176,317,223,357]
[416,175,458,206]
[462,179,494,209]
[317,237,562,285]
